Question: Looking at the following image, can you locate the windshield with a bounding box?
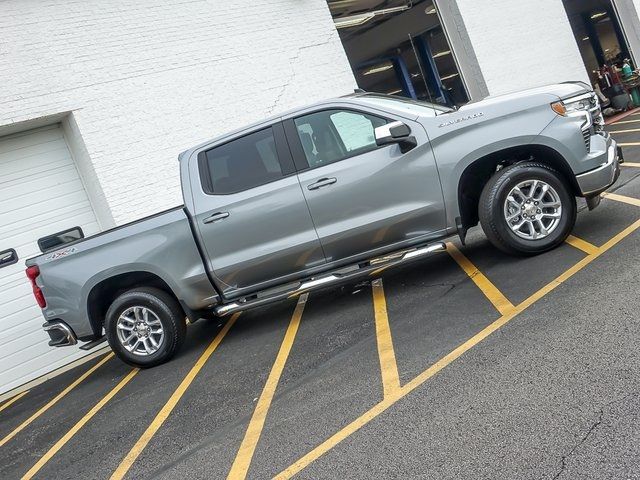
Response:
[357,95,453,117]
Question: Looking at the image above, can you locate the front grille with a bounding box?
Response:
[582,127,591,151]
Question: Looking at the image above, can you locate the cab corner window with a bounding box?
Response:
[294,110,387,169]
[202,127,284,194]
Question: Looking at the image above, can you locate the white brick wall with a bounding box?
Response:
[1,0,356,225]
[455,0,589,96]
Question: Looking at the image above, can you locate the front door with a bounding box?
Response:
[191,122,325,296]
[284,107,446,264]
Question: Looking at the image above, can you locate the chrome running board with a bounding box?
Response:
[214,241,446,317]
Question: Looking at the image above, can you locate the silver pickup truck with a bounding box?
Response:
[26,82,621,367]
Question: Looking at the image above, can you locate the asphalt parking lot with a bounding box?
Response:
[3,117,640,480]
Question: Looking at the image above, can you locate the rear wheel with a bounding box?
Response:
[479,162,576,255]
[105,287,186,367]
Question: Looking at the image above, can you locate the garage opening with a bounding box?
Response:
[328,0,469,107]
[563,0,637,110]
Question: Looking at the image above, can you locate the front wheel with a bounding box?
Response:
[105,287,186,367]
[479,162,577,255]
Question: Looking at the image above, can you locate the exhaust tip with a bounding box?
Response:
[43,321,78,347]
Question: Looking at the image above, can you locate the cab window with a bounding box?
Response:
[201,127,284,194]
[294,110,387,168]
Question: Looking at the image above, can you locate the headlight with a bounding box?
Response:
[551,92,598,117]
[564,96,594,113]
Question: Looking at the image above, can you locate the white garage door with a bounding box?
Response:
[0,125,101,394]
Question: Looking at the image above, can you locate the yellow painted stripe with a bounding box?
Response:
[369,265,389,276]
[611,118,640,125]
[618,142,640,147]
[22,368,140,480]
[565,234,599,255]
[446,242,515,315]
[371,279,400,398]
[110,314,239,480]
[602,191,640,207]
[274,217,640,480]
[0,390,29,414]
[622,162,640,168]
[0,352,114,448]
[227,295,307,480]
[611,128,640,134]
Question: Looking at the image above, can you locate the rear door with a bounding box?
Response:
[191,122,325,296]
[284,107,446,263]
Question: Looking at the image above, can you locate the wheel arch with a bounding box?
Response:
[457,144,579,232]
[86,271,183,338]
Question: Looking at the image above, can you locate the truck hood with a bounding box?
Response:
[456,82,590,113]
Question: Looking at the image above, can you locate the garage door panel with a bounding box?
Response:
[1,348,85,394]
[0,268,28,289]
[0,140,70,172]
[0,313,42,343]
[0,280,31,304]
[0,127,63,157]
[0,124,101,394]
[1,341,79,378]
[0,158,76,188]
[3,216,98,258]
[0,164,78,202]
[0,190,91,227]
[0,203,95,240]
[0,310,42,340]
[1,328,48,356]
[0,182,86,216]
[1,290,38,318]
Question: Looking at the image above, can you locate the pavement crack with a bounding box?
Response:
[551,409,603,480]
[549,391,640,480]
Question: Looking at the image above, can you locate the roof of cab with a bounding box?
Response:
[177,92,404,162]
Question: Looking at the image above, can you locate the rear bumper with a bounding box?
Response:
[575,140,621,196]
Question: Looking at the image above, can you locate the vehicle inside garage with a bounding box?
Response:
[563,0,639,111]
[327,0,469,107]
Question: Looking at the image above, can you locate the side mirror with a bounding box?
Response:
[374,121,417,153]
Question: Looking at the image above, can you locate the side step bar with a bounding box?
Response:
[214,241,446,317]
[80,335,108,351]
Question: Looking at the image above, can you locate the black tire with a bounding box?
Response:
[478,162,576,256]
[105,287,186,368]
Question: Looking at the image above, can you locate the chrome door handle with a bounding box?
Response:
[307,177,337,190]
[203,212,230,224]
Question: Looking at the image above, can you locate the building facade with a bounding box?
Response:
[2,0,640,394]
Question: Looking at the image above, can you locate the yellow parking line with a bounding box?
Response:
[446,242,515,315]
[618,142,640,147]
[227,295,307,480]
[610,128,640,134]
[611,118,640,125]
[371,279,400,398]
[565,235,599,255]
[0,352,114,448]
[274,217,640,480]
[0,390,29,414]
[110,314,239,480]
[622,162,640,168]
[602,191,640,207]
[22,368,140,480]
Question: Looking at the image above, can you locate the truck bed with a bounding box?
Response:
[26,207,219,340]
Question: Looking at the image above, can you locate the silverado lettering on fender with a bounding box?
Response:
[27,83,622,367]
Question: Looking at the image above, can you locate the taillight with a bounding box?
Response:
[26,265,46,308]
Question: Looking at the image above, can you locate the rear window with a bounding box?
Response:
[201,127,284,194]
